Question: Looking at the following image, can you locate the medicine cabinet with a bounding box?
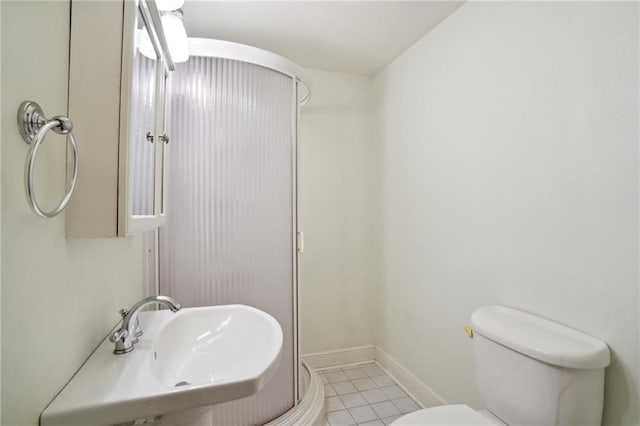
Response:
[66,0,173,238]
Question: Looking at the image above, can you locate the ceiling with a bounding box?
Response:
[183,1,464,76]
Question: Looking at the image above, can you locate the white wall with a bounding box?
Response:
[299,69,376,354]
[1,2,147,425]
[373,2,639,425]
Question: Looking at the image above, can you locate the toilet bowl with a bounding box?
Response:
[392,405,502,425]
[390,305,610,426]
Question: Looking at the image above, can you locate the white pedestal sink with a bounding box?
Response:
[41,304,283,426]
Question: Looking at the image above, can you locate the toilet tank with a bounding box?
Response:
[470,306,610,426]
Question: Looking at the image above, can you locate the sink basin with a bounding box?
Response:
[41,304,283,426]
[150,306,281,388]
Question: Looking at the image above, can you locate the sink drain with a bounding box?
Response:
[175,381,190,387]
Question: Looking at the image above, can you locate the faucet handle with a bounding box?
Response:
[118,307,142,341]
[109,328,128,343]
[109,327,134,354]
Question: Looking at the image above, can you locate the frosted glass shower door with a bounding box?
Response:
[159,57,296,425]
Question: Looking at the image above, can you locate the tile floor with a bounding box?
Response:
[319,362,421,426]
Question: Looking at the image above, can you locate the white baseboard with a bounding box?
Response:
[375,346,446,408]
[303,344,447,410]
[302,345,376,369]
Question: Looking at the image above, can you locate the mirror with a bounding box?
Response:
[129,6,158,217]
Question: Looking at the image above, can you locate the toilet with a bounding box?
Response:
[392,305,610,425]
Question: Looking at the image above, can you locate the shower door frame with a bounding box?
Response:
[143,38,311,409]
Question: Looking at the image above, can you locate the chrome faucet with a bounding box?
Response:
[109,295,181,354]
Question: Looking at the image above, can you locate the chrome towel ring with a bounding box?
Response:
[18,101,79,218]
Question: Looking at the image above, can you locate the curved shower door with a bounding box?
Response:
[159,56,297,425]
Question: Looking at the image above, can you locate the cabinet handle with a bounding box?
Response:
[146,131,154,143]
[159,133,169,144]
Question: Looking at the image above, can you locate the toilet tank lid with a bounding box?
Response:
[470,305,610,370]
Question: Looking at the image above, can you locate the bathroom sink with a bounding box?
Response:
[150,306,281,388]
[41,304,283,426]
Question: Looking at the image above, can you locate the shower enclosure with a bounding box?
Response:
[157,39,309,425]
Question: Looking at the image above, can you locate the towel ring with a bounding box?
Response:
[18,101,79,218]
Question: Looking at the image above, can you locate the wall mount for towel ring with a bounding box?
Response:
[18,101,79,218]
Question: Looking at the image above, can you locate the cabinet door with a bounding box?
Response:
[155,65,170,218]
[125,0,171,234]
[129,29,157,220]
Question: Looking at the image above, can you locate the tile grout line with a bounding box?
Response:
[322,362,420,426]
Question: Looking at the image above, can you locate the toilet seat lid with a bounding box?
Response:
[390,404,498,425]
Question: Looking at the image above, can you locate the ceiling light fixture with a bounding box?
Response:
[155,0,185,12]
[161,9,189,63]
[137,28,156,60]
[137,8,189,64]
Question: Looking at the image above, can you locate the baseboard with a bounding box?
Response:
[302,345,377,369]
[302,344,446,410]
[375,346,447,408]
